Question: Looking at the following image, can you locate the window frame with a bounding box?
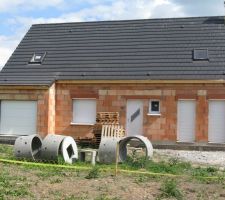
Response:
[71,98,97,125]
[148,100,161,116]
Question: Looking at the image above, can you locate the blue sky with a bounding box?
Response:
[0,0,224,68]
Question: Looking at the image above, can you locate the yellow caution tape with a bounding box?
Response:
[0,158,92,170]
[0,158,223,180]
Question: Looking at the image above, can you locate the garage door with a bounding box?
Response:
[208,100,225,143]
[177,100,196,142]
[0,101,37,136]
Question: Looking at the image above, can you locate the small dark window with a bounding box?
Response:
[149,100,160,114]
[193,49,208,60]
[29,52,46,64]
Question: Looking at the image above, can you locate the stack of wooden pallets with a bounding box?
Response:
[96,112,119,124]
[93,112,125,148]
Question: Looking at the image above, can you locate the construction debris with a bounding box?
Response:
[79,149,97,165]
[93,112,124,148]
[98,137,120,164]
[119,135,153,162]
[14,134,78,164]
[61,136,78,164]
[14,135,42,161]
[98,135,153,164]
[40,134,66,161]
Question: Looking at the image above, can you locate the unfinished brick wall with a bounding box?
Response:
[0,87,49,138]
[54,83,225,143]
[48,83,56,134]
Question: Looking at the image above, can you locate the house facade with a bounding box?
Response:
[0,16,225,146]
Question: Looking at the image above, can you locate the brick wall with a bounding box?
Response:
[54,83,225,142]
[0,88,49,138]
[1,83,224,143]
[48,83,56,134]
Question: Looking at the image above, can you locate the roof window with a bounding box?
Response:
[29,52,46,64]
[193,49,208,60]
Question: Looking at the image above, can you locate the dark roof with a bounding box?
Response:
[1,16,225,85]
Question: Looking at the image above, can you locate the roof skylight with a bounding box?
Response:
[193,49,208,60]
[29,52,46,64]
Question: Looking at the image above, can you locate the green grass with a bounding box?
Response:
[0,144,14,159]
[157,179,183,200]
[64,195,86,200]
[85,166,100,179]
[0,144,224,182]
[0,170,30,199]
[120,155,225,180]
[94,194,120,200]
[121,156,192,174]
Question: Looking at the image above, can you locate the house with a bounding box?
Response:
[0,16,225,148]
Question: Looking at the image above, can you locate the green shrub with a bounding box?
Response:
[158,179,183,200]
[124,156,148,169]
[85,166,100,179]
[206,166,217,173]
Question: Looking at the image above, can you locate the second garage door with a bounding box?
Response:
[0,100,37,136]
[208,100,225,143]
[177,100,196,142]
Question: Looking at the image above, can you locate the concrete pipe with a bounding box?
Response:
[61,136,78,164]
[40,134,66,162]
[119,135,153,162]
[14,134,42,160]
[98,137,121,164]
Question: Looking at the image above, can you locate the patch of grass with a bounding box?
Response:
[49,190,63,200]
[85,166,100,179]
[36,167,63,178]
[0,170,30,199]
[50,178,63,184]
[38,170,74,181]
[121,155,225,182]
[192,166,218,178]
[134,174,156,184]
[94,194,120,200]
[64,194,88,200]
[158,179,183,200]
[0,144,14,159]
[121,156,192,175]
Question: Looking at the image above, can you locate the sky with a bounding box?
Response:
[0,0,224,68]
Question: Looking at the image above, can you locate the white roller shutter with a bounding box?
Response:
[208,100,225,143]
[73,99,96,124]
[177,100,196,142]
[0,101,37,136]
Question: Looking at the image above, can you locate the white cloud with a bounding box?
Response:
[13,0,185,25]
[0,35,20,69]
[0,0,65,12]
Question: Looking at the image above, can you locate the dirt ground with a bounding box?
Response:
[1,162,225,200]
[0,144,225,199]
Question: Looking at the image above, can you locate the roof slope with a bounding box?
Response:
[0,16,225,85]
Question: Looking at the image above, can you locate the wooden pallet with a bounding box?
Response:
[96,112,119,124]
[102,125,125,138]
[93,124,125,148]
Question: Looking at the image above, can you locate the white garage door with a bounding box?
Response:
[208,100,225,143]
[0,101,37,136]
[177,100,196,142]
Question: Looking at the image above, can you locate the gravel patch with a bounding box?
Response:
[154,149,225,169]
